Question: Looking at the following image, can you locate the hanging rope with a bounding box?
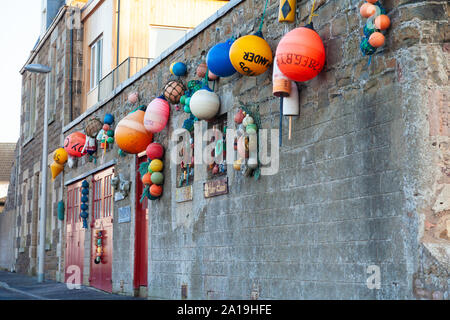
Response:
[258,0,270,32]
[308,0,318,24]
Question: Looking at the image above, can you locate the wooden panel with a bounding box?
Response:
[90,166,115,293]
[65,181,84,284]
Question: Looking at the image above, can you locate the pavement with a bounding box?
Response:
[0,271,143,300]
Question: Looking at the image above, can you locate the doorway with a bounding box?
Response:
[89,166,114,293]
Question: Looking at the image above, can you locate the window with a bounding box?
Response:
[90,37,103,90]
[24,74,37,141]
[48,43,57,122]
[206,114,228,180]
[149,26,191,60]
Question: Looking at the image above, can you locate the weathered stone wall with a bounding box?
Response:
[62,0,449,299]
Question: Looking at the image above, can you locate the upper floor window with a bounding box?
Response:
[90,36,103,90]
[23,74,37,141]
[148,26,191,60]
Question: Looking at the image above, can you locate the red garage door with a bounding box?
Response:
[134,155,149,290]
[89,167,114,293]
[65,181,85,285]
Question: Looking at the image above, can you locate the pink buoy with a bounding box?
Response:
[144,96,170,133]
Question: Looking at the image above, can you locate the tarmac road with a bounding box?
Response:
[0,270,143,300]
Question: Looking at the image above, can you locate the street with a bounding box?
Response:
[0,271,142,300]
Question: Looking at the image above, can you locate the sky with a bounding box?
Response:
[0,1,41,143]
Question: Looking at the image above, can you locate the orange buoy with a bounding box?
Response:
[360,3,376,18]
[369,32,385,47]
[64,132,87,158]
[374,14,390,30]
[142,172,152,186]
[115,110,153,154]
[365,0,378,3]
[150,184,163,197]
[275,25,326,82]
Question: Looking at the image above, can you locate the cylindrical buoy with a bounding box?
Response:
[283,81,299,116]
[272,59,291,97]
[278,0,297,22]
[283,81,300,140]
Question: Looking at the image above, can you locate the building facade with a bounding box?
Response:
[1,0,449,299]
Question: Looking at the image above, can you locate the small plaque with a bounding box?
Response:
[176,185,193,203]
[118,206,131,223]
[204,177,228,198]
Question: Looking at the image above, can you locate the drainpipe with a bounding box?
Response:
[116,0,120,67]
[69,10,74,122]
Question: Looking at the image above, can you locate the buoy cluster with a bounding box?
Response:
[359,0,390,56]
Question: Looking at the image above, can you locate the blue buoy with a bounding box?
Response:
[206,39,237,77]
[104,113,114,125]
[170,62,187,76]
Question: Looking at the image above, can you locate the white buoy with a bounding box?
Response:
[283,81,300,140]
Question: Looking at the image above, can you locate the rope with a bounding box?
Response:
[258,0,270,32]
[308,0,318,24]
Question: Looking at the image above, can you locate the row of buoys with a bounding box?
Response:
[141,143,165,201]
[360,1,390,56]
[80,180,89,229]
[94,230,103,264]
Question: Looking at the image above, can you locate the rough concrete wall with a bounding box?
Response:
[60,0,449,299]
[387,0,449,300]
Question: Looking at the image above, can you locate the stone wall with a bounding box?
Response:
[11,8,82,280]
[61,0,448,299]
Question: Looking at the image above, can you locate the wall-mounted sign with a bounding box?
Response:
[176,185,193,203]
[118,206,131,223]
[204,177,228,198]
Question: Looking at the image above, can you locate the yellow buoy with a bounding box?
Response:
[149,159,164,173]
[229,32,273,76]
[53,148,68,165]
[50,162,64,181]
[278,0,296,22]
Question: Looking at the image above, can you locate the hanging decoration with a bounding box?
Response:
[140,143,165,202]
[272,59,291,146]
[206,39,237,77]
[64,132,88,158]
[163,80,186,104]
[94,230,103,264]
[196,63,217,80]
[229,0,272,76]
[127,91,139,104]
[83,117,102,162]
[57,200,65,221]
[179,80,203,118]
[80,180,89,229]
[51,147,68,180]
[278,0,297,22]
[275,23,326,82]
[359,1,390,60]
[144,96,171,133]
[233,106,261,180]
[189,85,220,120]
[115,108,153,154]
[170,62,187,77]
[283,81,299,140]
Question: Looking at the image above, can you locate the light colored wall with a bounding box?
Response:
[0,182,8,199]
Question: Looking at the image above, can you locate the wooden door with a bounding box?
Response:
[89,167,114,293]
[134,156,149,289]
[65,181,85,284]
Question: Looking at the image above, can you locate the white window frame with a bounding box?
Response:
[90,36,103,90]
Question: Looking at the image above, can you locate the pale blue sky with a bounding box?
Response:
[0,1,41,143]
